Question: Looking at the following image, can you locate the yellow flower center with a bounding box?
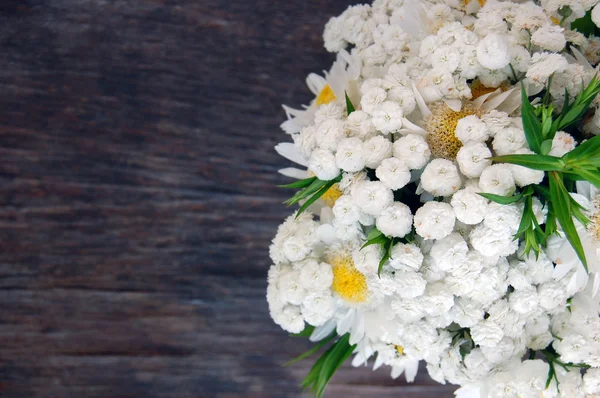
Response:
[470,79,511,100]
[395,345,405,356]
[462,0,486,7]
[316,84,337,106]
[551,16,560,25]
[321,183,343,207]
[328,253,368,303]
[425,102,481,160]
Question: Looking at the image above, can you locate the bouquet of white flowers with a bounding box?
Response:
[266,1,600,396]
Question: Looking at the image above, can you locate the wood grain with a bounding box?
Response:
[0,1,456,397]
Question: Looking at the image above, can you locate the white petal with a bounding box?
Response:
[553,261,573,280]
[444,98,462,112]
[310,319,336,342]
[404,360,419,383]
[275,143,309,166]
[278,167,309,179]
[412,83,432,118]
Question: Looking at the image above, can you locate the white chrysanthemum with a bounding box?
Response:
[526,52,569,86]
[455,115,489,144]
[594,4,600,29]
[509,45,531,73]
[372,101,404,135]
[450,188,488,225]
[492,127,527,156]
[431,46,460,73]
[301,291,335,326]
[361,87,387,115]
[346,110,376,139]
[470,224,518,258]
[323,16,346,52]
[430,233,468,272]
[421,159,462,197]
[548,131,576,157]
[376,202,413,238]
[309,148,340,181]
[278,269,307,305]
[389,243,423,271]
[387,86,416,114]
[485,202,521,234]
[362,135,393,169]
[336,137,366,172]
[314,103,344,125]
[531,24,566,52]
[508,148,545,188]
[392,134,431,170]
[394,270,427,299]
[476,33,511,70]
[352,180,394,217]
[353,244,382,276]
[376,157,411,190]
[274,305,305,333]
[471,320,504,347]
[583,368,600,395]
[315,119,345,151]
[450,297,484,328]
[479,164,515,196]
[414,202,456,240]
[332,195,361,225]
[456,142,492,178]
[299,261,334,291]
[481,110,512,137]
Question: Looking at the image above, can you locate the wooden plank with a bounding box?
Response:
[0,0,456,397]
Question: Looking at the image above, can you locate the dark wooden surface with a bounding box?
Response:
[0,1,455,397]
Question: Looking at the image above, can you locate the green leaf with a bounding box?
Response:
[489,154,564,171]
[366,227,383,241]
[573,167,600,187]
[520,82,543,153]
[572,9,600,37]
[284,178,329,205]
[563,135,600,163]
[377,239,394,277]
[548,171,588,272]
[296,180,338,217]
[540,139,553,155]
[279,176,318,189]
[284,332,337,366]
[345,92,356,116]
[313,334,354,398]
[291,325,316,338]
[478,192,523,205]
[361,234,389,250]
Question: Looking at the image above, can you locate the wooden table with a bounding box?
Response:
[0,1,455,396]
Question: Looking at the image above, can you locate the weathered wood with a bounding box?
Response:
[0,1,456,397]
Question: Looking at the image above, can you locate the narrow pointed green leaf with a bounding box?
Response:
[563,135,600,162]
[291,325,316,338]
[377,239,394,277]
[279,176,317,189]
[520,82,543,153]
[361,234,389,250]
[489,154,564,171]
[296,180,337,217]
[284,332,337,366]
[366,227,383,241]
[284,178,328,205]
[548,171,588,272]
[573,167,600,187]
[345,92,356,116]
[478,192,523,205]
